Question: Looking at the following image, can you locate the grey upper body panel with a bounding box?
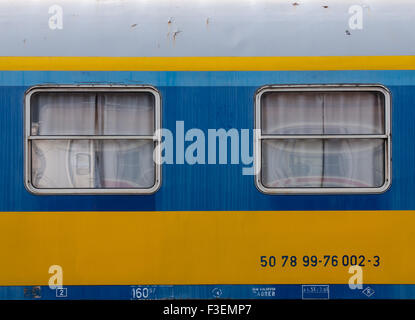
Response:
[0,0,414,57]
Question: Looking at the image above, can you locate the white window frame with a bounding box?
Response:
[24,85,162,195]
[254,84,391,194]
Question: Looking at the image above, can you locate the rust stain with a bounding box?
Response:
[292,2,299,6]
[322,5,328,9]
[166,16,181,46]
[172,30,182,41]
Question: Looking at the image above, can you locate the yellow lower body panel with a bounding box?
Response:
[0,210,413,286]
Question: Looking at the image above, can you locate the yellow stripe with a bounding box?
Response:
[0,210,414,285]
[0,56,414,71]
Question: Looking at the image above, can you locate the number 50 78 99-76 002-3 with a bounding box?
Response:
[260,255,380,268]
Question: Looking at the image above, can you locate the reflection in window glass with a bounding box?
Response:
[32,140,155,189]
[261,91,385,135]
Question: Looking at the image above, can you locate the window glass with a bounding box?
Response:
[261,139,385,188]
[31,92,155,136]
[98,93,154,135]
[256,87,390,193]
[31,140,155,189]
[31,93,97,135]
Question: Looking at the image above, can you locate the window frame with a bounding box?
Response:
[254,84,391,195]
[24,85,162,195]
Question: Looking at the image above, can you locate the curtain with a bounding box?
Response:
[261,91,385,188]
[31,93,155,189]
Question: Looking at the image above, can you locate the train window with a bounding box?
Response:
[254,85,391,194]
[24,86,161,194]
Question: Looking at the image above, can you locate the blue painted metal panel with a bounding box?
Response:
[0,71,414,211]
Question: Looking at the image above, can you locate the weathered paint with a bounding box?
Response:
[0,0,414,57]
